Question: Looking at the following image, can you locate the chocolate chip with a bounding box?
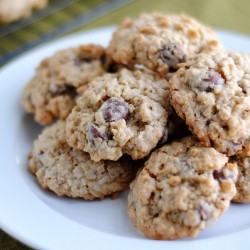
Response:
[198,71,224,92]
[159,43,187,70]
[102,98,129,122]
[87,123,108,141]
[198,205,209,221]
[49,83,76,97]
[213,170,225,180]
[232,141,242,147]
[206,119,212,126]
[203,71,222,83]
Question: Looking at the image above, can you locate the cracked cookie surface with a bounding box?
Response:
[128,136,237,240]
[29,121,135,200]
[66,68,169,162]
[22,44,108,125]
[170,52,250,156]
[107,13,222,76]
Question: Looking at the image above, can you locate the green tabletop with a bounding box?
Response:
[1,0,250,249]
[83,0,250,35]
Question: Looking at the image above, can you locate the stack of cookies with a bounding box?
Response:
[22,13,250,240]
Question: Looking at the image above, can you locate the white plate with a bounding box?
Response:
[1,26,250,250]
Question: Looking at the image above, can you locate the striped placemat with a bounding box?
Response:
[0,0,133,66]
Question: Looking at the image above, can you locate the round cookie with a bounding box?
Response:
[107,13,222,76]
[128,136,237,240]
[170,52,250,156]
[22,44,108,125]
[0,0,48,23]
[29,121,135,200]
[230,155,250,203]
[66,68,169,162]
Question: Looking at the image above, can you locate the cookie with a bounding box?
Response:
[29,121,135,200]
[0,0,48,23]
[66,68,169,162]
[22,44,109,125]
[107,13,222,76]
[128,136,237,240]
[170,52,250,156]
[230,155,250,203]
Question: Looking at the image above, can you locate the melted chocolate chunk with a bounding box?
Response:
[198,71,225,92]
[213,170,225,180]
[49,83,76,97]
[102,98,129,122]
[198,205,210,221]
[232,141,242,147]
[87,123,108,141]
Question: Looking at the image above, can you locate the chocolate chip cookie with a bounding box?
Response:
[107,13,222,76]
[29,121,135,200]
[22,44,108,125]
[128,136,237,240]
[66,68,169,162]
[170,52,250,156]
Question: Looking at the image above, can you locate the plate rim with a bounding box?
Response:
[1,26,250,250]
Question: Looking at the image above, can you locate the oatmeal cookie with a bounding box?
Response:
[128,136,237,240]
[22,44,108,125]
[170,52,250,156]
[0,0,48,23]
[107,13,222,76]
[66,68,169,162]
[230,155,250,203]
[29,121,135,200]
